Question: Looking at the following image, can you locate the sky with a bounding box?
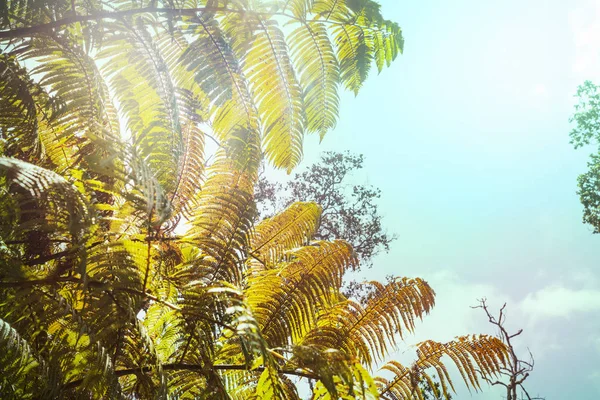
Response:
[271,0,600,398]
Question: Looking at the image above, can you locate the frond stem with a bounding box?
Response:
[62,363,318,389]
[0,7,386,40]
[0,7,279,39]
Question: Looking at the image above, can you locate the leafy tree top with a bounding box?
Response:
[256,151,396,269]
[570,81,600,233]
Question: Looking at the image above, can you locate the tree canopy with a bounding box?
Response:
[1,0,508,398]
[255,151,395,269]
[570,80,600,233]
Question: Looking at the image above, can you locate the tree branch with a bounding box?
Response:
[62,363,318,389]
[0,276,78,288]
[0,6,304,40]
[0,276,236,331]
[472,299,541,400]
[0,7,222,39]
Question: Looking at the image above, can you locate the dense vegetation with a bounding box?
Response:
[0,0,508,398]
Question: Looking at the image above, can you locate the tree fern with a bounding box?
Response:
[0,1,507,398]
[289,21,340,138]
[246,18,306,172]
[250,201,322,265]
[0,318,50,398]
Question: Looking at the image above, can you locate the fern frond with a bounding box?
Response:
[98,19,182,190]
[175,280,270,392]
[247,240,354,346]
[19,35,120,170]
[372,21,403,73]
[312,0,352,21]
[245,18,306,172]
[0,156,88,218]
[72,340,124,399]
[0,54,53,162]
[0,157,90,273]
[133,146,175,225]
[332,19,373,95]
[144,304,181,364]
[0,282,126,398]
[182,155,256,285]
[0,0,71,32]
[250,201,322,266]
[0,318,50,399]
[180,15,248,109]
[289,21,340,138]
[377,335,508,399]
[170,108,206,217]
[279,0,313,19]
[255,364,297,399]
[374,360,422,400]
[302,278,435,365]
[313,0,403,93]
[201,11,263,140]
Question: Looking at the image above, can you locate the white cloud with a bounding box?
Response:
[405,270,511,343]
[520,285,600,319]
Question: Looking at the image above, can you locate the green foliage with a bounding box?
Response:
[1,1,507,398]
[570,81,600,149]
[570,81,600,233]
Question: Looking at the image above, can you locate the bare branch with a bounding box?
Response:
[473,299,542,400]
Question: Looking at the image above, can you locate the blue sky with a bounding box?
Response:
[274,0,600,398]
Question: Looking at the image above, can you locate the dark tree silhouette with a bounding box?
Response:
[255,151,395,269]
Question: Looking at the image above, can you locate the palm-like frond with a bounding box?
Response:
[183,155,256,286]
[301,278,436,365]
[376,335,509,399]
[0,318,50,399]
[98,19,182,190]
[246,18,306,172]
[250,201,322,266]
[0,54,52,162]
[289,21,340,138]
[247,240,354,345]
[0,157,90,273]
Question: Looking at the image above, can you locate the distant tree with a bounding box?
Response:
[570,80,600,232]
[473,300,544,400]
[255,151,395,269]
